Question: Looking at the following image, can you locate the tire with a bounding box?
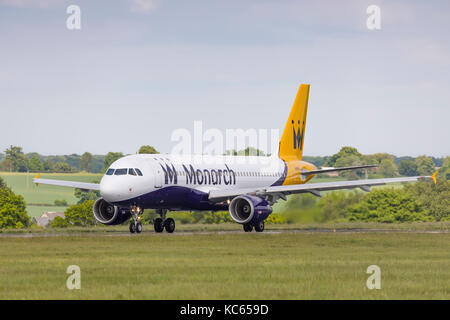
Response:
[136,222,143,233]
[129,222,136,233]
[243,223,253,232]
[254,221,264,232]
[164,218,175,233]
[154,218,164,233]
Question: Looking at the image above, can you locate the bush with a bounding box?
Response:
[285,193,318,211]
[403,179,449,221]
[49,216,69,228]
[348,188,430,223]
[265,213,289,224]
[0,177,30,229]
[317,191,365,222]
[64,200,96,226]
[54,199,68,206]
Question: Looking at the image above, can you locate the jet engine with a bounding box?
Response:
[228,195,272,225]
[93,198,131,225]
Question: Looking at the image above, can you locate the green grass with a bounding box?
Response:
[0,172,101,216]
[0,231,448,299]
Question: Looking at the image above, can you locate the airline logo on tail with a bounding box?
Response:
[292,120,305,151]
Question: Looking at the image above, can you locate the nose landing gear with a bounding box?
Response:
[129,206,143,234]
[154,209,175,233]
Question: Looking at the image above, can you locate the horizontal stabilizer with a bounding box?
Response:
[302,164,378,177]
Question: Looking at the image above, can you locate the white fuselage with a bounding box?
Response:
[100,154,287,208]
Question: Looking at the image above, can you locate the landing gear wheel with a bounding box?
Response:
[164,218,175,233]
[243,223,253,232]
[136,222,143,233]
[129,222,136,233]
[254,221,265,232]
[154,218,164,233]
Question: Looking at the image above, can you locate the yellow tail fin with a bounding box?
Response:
[279,84,310,161]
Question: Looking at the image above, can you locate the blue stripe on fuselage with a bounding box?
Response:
[110,186,228,211]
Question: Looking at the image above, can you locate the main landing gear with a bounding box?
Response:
[154,209,175,233]
[243,220,265,233]
[129,206,143,234]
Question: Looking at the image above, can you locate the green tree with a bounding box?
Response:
[64,200,96,226]
[0,158,14,172]
[335,155,362,179]
[225,147,266,156]
[398,159,419,176]
[318,191,365,222]
[3,146,28,172]
[286,193,318,211]
[54,199,68,206]
[42,160,54,172]
[326,146,362,167]
[49,216,69,228]
[0,177,30,229]
[404,179,450,221]
[138,145,159,154]
[378,158,398,177]
[415,156,436,175]
[74,188,100,204]
[27,155,44,172]
[438,156,450,180]
[54,162,74,173]
[348,189,430,223]
[102,152,124,172]
[79,152,94,172]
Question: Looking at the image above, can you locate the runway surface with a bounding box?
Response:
[1,228,448,238]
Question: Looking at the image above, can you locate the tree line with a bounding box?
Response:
[305,146,449,180]
[0,145,159,174]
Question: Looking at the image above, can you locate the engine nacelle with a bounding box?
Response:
[93,198,131,225]
[229,195,272,225]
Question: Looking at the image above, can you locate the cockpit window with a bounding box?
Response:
[128,168,137,176]
[106,168,115,175]
[114,168,128,175]
[135,168,143,176]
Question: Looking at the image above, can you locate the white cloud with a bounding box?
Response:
[130,0,158,14]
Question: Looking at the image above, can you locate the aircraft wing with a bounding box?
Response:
[33,175,100,191]
[208,175,435,203]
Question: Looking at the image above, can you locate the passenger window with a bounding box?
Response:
[106,168,115,175]
[128,168,137,176]
[135,168,143,176]
[114,168,127,175]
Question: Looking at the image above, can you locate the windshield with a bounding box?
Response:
[114,168,128,175]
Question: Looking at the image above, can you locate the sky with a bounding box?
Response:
[0,0,449,157]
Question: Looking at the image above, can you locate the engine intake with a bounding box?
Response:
[93,198,131,225]
[229,195,272,224]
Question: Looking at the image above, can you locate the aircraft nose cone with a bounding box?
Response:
[100,180,117,202]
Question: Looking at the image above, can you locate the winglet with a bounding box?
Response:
[34,173,40,187]
[431,169,439,184]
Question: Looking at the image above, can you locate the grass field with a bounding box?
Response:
[0,231,448,299]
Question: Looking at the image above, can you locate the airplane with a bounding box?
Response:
[33,84,438,233]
